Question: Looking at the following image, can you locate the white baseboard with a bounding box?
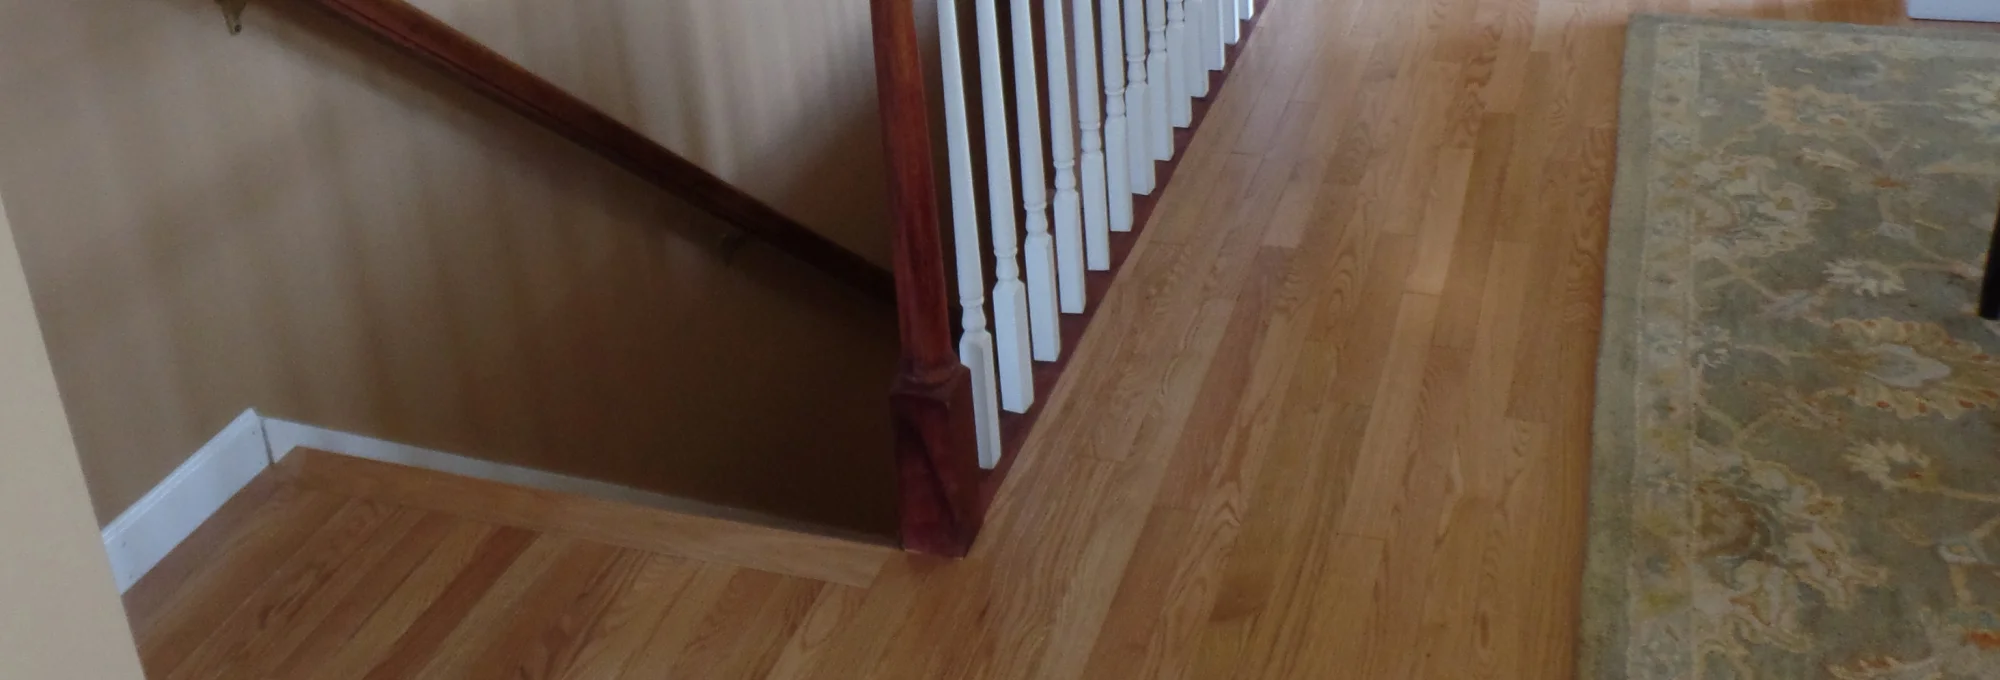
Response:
[100,409,268,593]
[1910,0,2000,22]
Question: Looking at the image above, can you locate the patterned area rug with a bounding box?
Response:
[1587,15,2000,680]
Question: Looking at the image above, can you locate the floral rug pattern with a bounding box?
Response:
[1587,16,2000,680]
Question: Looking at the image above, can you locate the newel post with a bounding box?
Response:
[871,0,984,556]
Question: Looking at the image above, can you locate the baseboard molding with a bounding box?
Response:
[1910,0,2000,22]
[101,409,267,593]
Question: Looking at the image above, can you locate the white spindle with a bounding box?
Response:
[1242,0,1254,21]
[1101,0,1137,232]
[974,0,1034,412]
[1044,0,1086,315]
[1226,0,1241,45]
[1123,0,1155,194]
[1189,0,1212,99]
[1206,0,1225,73]
[1078,0,1118,261]
[935,0,1003,466]
[1168,0,1192,127]
[1009,0,1062,362]
[1146,0,1173,159]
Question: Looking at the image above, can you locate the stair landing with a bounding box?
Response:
[124,449,894,679]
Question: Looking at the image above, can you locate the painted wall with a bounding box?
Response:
[0,194,146,680]
[0,0,899,536]
[410,0,895,267]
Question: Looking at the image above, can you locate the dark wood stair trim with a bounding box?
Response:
[287,0,896,300]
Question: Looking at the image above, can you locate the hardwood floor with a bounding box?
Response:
[123,451,895,680]
[129,1,1930,677]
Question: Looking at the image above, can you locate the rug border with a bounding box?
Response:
[1581,13,2000,679]
[1579,13,1657,678]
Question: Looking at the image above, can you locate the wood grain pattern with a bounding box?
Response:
[133,488,349,677]
[251,512,463,677]
[163,500,409,680]
[294,520,500,679]
[121,468,313,635]
[608,563,741,676]
[403,534,575,678]
[291,0,895,299]
[286,449,892,587]
[664,572,824,679]
[350,525,539,679]
[130,2,1923,676]
[763,584,870,680]
[979,0,1283,535]
[547,555,705,678]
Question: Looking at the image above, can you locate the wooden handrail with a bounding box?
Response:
[870,0,984,556]
[287,0,896,300]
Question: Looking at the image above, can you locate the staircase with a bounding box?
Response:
[168,0,1266,563]
[114,0,1274,670]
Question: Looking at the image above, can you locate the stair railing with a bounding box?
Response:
[874,0,1262,555]
[231,0,1260,556]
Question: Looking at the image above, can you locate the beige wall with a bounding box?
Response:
[0,0,899,536]
[0,194,146,679]
[412,0,894,267]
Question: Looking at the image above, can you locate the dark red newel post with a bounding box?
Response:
[869,0,983,556]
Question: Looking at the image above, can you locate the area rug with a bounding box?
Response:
[1586,15,2000,680]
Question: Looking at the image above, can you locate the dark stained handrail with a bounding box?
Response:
[289,0,896,299]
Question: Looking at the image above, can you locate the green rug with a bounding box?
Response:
[1587,15,2000,680]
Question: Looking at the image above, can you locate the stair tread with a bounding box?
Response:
[274,449,895,588]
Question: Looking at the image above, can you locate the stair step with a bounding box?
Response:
[276,449,895,587]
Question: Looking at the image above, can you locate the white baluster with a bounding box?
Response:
[1188,0,1211,99]
[974,0,1034,412]
[1100,0,1136,233]
[1122,0,1155,194]
[1167,0,1191,127]
[1077,0,1118,262]
[1242,0,1254,21]
[1206,0,1225,73]
[936,0,1002,466]
[1044,0,1086,315]
[1146,0,1172,159]
[1226,0,1240,45]
[1009,0,1061,362]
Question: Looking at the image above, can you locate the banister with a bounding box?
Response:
[278,0,896,300]
[869,0,984,556]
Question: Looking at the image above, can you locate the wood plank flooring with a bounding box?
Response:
[124,451,891,679]
[129,1,1930,677]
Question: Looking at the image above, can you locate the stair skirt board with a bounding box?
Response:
[105,411,880,593]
